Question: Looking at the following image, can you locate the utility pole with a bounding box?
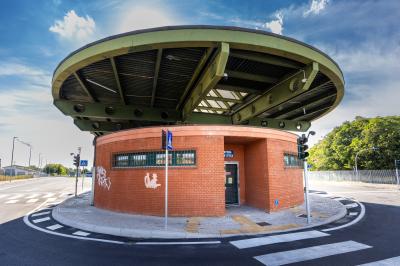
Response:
[10,136,18,181]
[72,147,82,197]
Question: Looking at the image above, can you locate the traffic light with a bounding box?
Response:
[297,134,309,160]
[73,154,80,167]
[161,130,166,150]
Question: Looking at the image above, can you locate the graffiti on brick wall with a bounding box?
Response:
[144,173,161,189]
[97,166,111,190]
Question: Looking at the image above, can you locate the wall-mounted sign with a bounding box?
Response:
[144,173,161,189]
[224,150,234,158]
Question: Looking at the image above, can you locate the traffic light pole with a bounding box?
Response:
[303,160,311,224]
[75,147,81,198]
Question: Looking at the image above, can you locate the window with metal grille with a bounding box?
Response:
[113,150,196,168]
[284,153,303,168]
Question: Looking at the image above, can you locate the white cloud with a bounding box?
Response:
[263,12,284,35]
[114,5,182,34]
[49,10,96,42]
[304,0,329,17]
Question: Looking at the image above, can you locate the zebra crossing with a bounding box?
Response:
[230,229,400,265]
[0,192,73,205]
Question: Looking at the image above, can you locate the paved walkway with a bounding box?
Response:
[52,192,346,239]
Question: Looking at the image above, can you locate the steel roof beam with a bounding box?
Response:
[182,42,230,120]
[226,70,278,84]
[230,51,302,69]
[73,72,97,102]
[289,104,332,121]
[151,49,163,107]
[232,62,319,124]
[273,90,336,119]
[54,100,180,122]
[177,47,214,110]
[215,84,263,95]
[110,57,126,105]
[204,96,242,104]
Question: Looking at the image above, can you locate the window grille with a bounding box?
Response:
[283,153,303,168]
[113,150,196,168]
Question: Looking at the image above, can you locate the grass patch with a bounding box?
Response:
[0,175,33,182]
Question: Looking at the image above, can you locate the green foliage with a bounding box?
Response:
[43,163,68,176]
[309,116,400,170]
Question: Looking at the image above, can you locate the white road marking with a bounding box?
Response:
[358,256,400,265]
[8,194,23,200]
[5,199,18,204]
[26,193,40,199]
[345,203,359,209]
[334,197,348,201]
[23,216,124,245]
[254,241,372,266]
[42,193,55,198]
[323,201,366,232]
[73,231,91,237]
[32,211,51,217]
[33,217,51,223]
[47,197,57,202]
[230,230,329,249]
[0,194,8,199]
[349,212,359,216]
[26,198,39,203]
[46,224,64,231]
[136,241,221,245]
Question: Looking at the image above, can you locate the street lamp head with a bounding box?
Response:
[70,153,75,156]
[309,131,316,136]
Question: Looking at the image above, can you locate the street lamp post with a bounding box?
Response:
[10,137,18,181]
[355,147,378,179]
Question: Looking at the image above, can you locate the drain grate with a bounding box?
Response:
[297,214,313,218]
[256,222,271,226]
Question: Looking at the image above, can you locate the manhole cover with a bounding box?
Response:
[256,222,271,226]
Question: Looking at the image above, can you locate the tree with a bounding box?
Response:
[43,164,68,176]
[309,116,400,170]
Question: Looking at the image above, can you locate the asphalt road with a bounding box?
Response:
[1,177,400,265]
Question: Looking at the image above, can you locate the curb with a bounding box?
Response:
[52,194,348,240]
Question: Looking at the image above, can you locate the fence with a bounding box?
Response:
[308,169,399,184]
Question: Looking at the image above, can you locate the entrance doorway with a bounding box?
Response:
[225,162,239,205]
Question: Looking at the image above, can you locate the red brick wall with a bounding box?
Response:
[224,143,246,204]
[243,139,270,210]
[95,134,225,217]
[94,126,304,216]
[266,139,304,211]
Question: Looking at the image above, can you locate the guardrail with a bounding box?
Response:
[308,170,399,184]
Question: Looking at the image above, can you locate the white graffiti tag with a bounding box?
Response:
[97,166,111,190]
[144,173,161,189]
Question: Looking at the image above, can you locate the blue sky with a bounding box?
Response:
[0,0,399,168]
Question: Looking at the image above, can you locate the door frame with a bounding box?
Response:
[224,161,240,206]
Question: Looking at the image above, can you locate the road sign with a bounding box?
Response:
[80,160,88,167]
[86,172,92,177]
[167,130,173,151]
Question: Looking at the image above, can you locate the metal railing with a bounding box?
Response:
[308,169,399,184]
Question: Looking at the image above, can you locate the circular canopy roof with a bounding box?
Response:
[52,25,344,135]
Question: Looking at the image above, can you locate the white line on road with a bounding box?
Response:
[254,241,372,266]
[349,212,359,216]
[230,230,329,249]
[135,241,221,245]
[32,211,51,217]
[323,200,366,232]
[26,199,39,203]
[42,193,55,198]
[8,194,23,200]
[0,194,8,199]
[358,256,400,265]
[345,203,359,209]
[26,193,40,199]
[46,224,64,231]
[5,199,18,204]
[72,231,91,237]
[47,197,57,202]
[33,217,51,223]
[23,216,125,245]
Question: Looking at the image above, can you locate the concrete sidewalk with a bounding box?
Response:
[52,193,346,239]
